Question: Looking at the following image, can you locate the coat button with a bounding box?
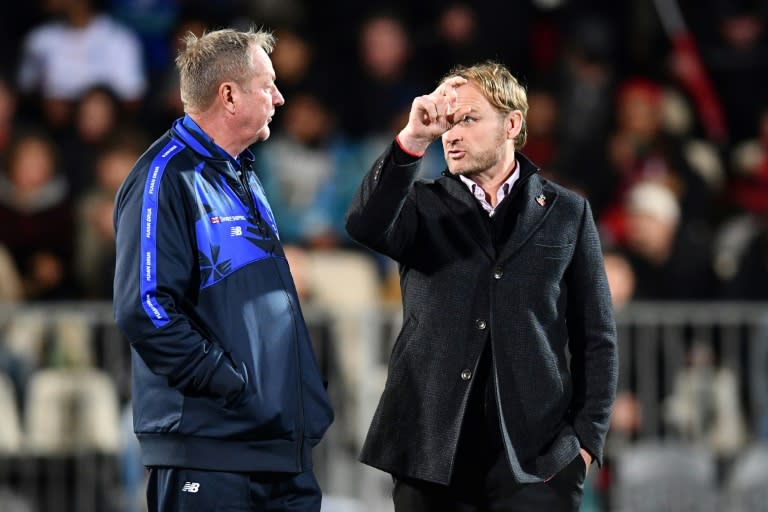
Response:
[475,319,487,330]
[461,369,472,381]
[493,268,503,279]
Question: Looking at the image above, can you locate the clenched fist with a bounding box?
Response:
[397,76,473,155]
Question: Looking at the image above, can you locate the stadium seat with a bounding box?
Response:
[611,441,719,511]
[304,249,387,447]
[0,373,22,453]
[23,368,121,454]
[724,443,768,512]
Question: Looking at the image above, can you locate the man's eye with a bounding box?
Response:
[462,116,474,124]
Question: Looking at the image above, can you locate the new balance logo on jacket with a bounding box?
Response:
[181,482,200,493]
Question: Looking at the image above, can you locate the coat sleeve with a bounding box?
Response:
[344,141,423,261]
[565,199,618,467]
[112,164,246,406]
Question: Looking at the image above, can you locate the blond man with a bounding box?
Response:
[346,62,617,511]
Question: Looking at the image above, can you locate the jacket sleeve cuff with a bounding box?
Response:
[393,137,425,165]
[583,446,599,467]
[576,432,605,467]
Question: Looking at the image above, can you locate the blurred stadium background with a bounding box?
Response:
[0,0,767,510]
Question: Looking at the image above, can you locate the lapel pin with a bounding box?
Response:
[536,193,546,207]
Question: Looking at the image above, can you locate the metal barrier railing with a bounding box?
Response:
[0,301,765,511]
[614,302,767,443]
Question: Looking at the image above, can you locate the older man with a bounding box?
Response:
[113,28,333,512]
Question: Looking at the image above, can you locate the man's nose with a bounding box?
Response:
[273,87,285,106]
[444,127,461,144]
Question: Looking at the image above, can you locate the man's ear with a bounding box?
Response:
[219,82,236,114]
[506,110,523,141]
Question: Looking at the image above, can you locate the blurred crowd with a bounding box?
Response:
[0,0,766,508]
[0,0,767,306]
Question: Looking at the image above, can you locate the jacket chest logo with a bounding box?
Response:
[210,214,246,226]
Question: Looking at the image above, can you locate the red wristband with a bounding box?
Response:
[395,135,426,158]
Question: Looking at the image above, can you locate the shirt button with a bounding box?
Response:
[461,369,472,381]
[475,319,487,330]
[493,268,503,279]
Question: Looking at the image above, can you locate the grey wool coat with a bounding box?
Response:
[345,142,618,486]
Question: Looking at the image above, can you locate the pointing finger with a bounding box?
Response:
[447,105,472,125]
[440,76,467,93]
[433,76,467,97]
[442,76,467,88]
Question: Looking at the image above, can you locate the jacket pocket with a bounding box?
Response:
[534,242,574,260]
[209,353,247,406]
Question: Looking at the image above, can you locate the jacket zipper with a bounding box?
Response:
[274,261,305,472]
[233,163,265,236]
[234,159,304,470]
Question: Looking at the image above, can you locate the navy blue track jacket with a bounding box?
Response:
[113,116,333,473]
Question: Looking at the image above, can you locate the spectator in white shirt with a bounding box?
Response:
[17,0,146,127]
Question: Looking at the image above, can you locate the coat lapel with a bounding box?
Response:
[497,175,559,263]
[435,175,495,261]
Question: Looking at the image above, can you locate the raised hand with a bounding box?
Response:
[397,76,472,155]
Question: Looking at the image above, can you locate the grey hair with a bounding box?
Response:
[175,28,276,112]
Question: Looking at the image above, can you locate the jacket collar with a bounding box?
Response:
[496,158,559,263]
[436,153,557,262]
[171,115,255,171]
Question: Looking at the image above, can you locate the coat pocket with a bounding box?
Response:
[534,242,574,260]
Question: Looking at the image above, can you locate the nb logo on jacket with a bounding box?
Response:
[181,482,200,493]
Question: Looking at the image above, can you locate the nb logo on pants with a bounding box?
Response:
[182,482,200,493]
